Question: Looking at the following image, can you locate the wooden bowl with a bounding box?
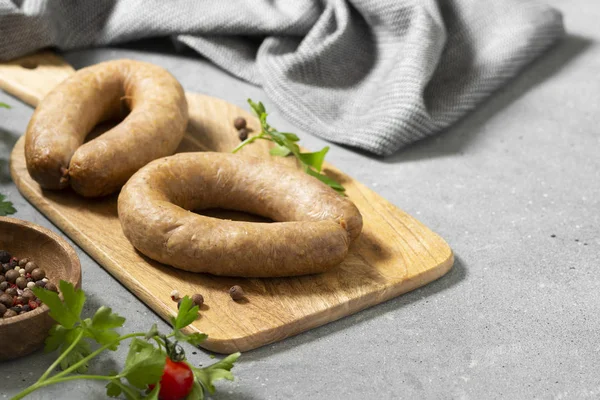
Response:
[0,217,81,360]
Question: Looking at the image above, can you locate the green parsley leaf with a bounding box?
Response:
[186,380,204,400]
[174,330,208,347]
[304,167,346,193]
[106,379,123,398]
[60,280,86,320]
[297,147,329,173]
[143,383,160,400]
[281,132,300,142]
[32,284,79,329]
[91,306,126,330]
[0,194,16,216]
[82,306,126,350]
[121,338,166,389]
[0,102,9,108]
[44,325,69,353]
[59,327,92,372]
[191,352,240,394]
[170,296,199,331]
[269,144,292,157]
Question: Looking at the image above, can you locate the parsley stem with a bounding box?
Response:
[11,374,123,400]
[231,132,265,153]
[37,328,85,383]
[52,332,146,381]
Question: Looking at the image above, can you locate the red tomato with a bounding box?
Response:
[150,357,194,400]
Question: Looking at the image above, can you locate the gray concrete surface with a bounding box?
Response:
[1,1,599,398]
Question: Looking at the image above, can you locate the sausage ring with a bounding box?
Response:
[25,59,189,197]
[117,152,363,277]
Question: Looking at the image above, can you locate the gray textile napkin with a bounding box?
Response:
[0,0,564,156]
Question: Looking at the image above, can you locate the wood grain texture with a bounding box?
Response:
[0,217,82,360]
[4,52,454,353]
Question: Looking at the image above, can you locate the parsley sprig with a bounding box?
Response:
[0,194,16,216]
[12,281,239,400]
[232,99,345,194]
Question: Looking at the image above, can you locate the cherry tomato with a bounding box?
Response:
[151,357,194,400]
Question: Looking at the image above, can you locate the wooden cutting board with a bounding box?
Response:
[0,52,453,353]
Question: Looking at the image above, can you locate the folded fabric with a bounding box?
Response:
[0,0,564,156]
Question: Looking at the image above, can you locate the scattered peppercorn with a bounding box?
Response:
[31,268,46,281]
[229,285,245,301]
[192,294,204,307]
[3,309,17,318]
[0,250,12,264]
[238,128,249,141]
[233,117,247,130]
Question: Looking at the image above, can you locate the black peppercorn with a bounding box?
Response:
[0,293,13,307]
[229,285,245,301]
[8,259,18,268]
[35,280,46,288]
[0,250,11,263]
[238,128,249,141]
[22,304,31,312]
[0,275,4,283]
[233,117,247,130]
[0,281,8,291]
[1,263,10,273]
[10,306,21,313]
[5,287,17,297]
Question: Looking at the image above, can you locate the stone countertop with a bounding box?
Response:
[1,1,599,398]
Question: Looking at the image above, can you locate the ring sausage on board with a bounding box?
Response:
[24,59,188,197]
[118,152,363,277]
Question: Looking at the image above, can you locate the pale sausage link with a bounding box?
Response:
[118,152,363,277]
[25,59,188,197]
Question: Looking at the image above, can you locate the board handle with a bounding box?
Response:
[0,52,75,107]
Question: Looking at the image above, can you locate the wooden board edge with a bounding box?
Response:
[199,249,454,353]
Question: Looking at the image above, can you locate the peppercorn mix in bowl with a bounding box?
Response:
[0,217,81,360]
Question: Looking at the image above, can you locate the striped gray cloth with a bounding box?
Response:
[0,0,564,156]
